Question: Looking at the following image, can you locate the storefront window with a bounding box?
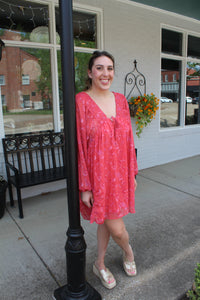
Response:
[161,58,181,127]
[185,62,200,125]
[0,2,100,135]
[0,0,49,43]
[188,35,200,59]
[0,46,53,135]
[55,7,97,48]
[162,29,182,56]
[55,6,98,129]
[58,51,91,129]
[161,28,200,128]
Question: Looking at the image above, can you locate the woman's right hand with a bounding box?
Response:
[81,191,94,208]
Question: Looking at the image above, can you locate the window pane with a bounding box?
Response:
[74,52,92,93]
[55,8,97,48]
[22,75,30,85]
[57,51,91,129]
[0,75,5,85]
[188,36,200,59]
[0,0,49,43]
[185,62,200,125]
[162,29,182,56]
[0,46,53,135]
[160,58,181,128]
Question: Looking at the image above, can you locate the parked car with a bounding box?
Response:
[192,97,199,104]
[186,96,192,103]
[160,97,173,103]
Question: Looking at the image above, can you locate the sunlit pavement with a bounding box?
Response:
[0,155,200,300]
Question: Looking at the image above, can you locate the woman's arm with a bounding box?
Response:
[76,94,92,192]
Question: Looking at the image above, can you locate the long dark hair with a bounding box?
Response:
[84,50,115,90]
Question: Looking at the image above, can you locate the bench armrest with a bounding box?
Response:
[5,162,19,176]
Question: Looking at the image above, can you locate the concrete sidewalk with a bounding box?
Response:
[0,155,200,300]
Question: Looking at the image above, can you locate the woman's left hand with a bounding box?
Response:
[134,178,137,191]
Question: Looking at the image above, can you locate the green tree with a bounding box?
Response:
[24,48,52,109]
[187,62,200,77]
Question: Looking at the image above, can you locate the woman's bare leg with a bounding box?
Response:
[104,218,134,261]
[95,223,111,270]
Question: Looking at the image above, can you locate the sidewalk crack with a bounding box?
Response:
[6,208,61,287]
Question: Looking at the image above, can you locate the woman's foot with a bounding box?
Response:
[93,264,116,289]
[123,245,137,276]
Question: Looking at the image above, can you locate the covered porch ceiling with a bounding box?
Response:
[131,0,200,21]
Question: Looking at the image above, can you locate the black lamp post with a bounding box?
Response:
[0,38,5,61]
[53,1,101,299]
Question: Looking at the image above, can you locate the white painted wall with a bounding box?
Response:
[75,0,200,170]
[0,0,200,201]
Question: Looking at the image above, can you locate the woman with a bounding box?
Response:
[76,51,138,289]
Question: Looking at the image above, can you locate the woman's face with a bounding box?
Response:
[88,56,114,91]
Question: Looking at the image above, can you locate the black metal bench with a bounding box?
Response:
[2,131,66,218]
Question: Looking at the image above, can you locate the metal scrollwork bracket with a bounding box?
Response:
[124,60,146,99]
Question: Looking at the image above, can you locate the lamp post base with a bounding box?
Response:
[53,282,102,300]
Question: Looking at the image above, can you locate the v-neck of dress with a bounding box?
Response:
[84,92,117,121]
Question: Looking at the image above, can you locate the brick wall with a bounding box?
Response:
[0,31,42,111]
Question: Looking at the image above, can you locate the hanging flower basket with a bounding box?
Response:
[0,175,8,219]
[129,93,159,137]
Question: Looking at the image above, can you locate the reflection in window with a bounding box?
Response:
[0,0,49,43]
[74,52,92,93]
[0,47,53,134]
[188,36,200,59]
[22,75,30,85]
[23,95,31,108]
[162,29,182,56]
[162,27,200,129]
[0,75,5,85]
[55,8,97,48]
[161,58,181,128]
[173,74,176,82]
[57,51,91,129]
[186,62,200,125]
[1,95,6,106]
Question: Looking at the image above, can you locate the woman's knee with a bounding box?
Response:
[105,219,128,241]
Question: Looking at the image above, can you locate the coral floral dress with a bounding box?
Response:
[76,91,138,224]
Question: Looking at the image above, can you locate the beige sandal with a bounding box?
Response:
[123,246,137,276]
[93,264,116,289]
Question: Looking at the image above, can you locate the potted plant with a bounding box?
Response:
[0,175,8,219]
[128,93,159,137]
[187,263,200,299]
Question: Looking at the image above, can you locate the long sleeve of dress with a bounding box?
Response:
[76,95,92,192]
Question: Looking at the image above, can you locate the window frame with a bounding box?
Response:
[0,1,103,136]
[161,25,200,130]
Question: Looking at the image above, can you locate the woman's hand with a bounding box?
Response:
[134,178,137,191]
[81,191,94,208]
